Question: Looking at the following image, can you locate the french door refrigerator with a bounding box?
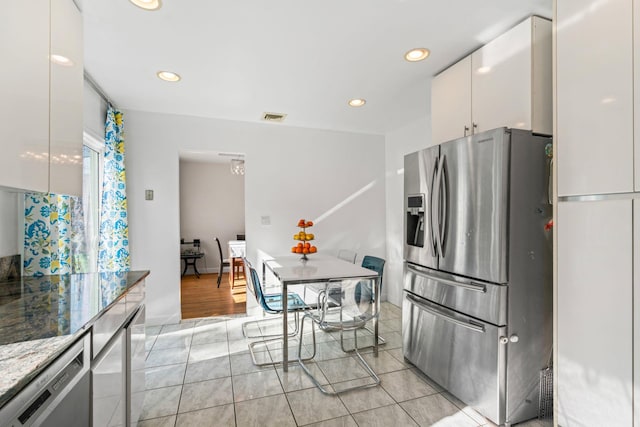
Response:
[402,127,552,426]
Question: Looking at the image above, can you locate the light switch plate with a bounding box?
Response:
[145,190,154,200]
[261,215,271,226]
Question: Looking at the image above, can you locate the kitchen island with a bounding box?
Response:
[0,270,148,418]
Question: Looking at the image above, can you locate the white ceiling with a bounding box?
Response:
[82,0,552,136]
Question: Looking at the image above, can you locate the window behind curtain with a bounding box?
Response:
[82,132,104,273]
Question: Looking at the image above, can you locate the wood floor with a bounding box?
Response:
[180,272,247,319]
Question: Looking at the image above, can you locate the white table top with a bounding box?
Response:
[228,240,246,258]
[264,254,378,284]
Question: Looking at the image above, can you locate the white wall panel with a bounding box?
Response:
[557,199,632,426]
[384,115,432,307]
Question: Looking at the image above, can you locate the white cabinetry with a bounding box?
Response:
[0,0,83,195]
[50,0,83,196]
[557,0,633,197]
[92,280,146,427]
[431,56,471,145]
[557,199,633,426]
[431,16,551,145]
[0,0,50,193]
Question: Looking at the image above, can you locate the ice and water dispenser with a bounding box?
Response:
[406,194,425,247]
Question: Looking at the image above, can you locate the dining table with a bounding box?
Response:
[263,254,381,372]
[228,240,246,286]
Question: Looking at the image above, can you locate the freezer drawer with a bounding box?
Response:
[402,292,507,425]
[404,262,507,325]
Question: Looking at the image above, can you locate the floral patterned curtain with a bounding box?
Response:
[98,107,130,272]
[23,193,85,276]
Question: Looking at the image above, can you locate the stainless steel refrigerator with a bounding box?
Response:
[402,127,552,426]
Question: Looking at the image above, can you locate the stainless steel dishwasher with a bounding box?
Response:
[0,334,90,427]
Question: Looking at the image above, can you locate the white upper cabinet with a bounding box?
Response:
[431,16,552,145]
[0,0,83,196]
[472,17,552,135]
[431,56,472,145]
[50,0,83,196]
[0,0,51,193]
[635,0,640,192]
[557,0,633,196]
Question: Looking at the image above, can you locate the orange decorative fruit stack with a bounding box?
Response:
[291,218,317,260]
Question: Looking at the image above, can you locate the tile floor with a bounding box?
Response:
[140,302,552,427]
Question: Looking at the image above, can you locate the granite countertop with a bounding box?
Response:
[0,270,149,409]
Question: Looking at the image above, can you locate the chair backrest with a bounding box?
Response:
[247,264,277,314]
[215,237,224,262]
[361,255,385,293]
[243,258,256,297]
[337,249,357,264]
[362,255,385,277]
[321,278,378,329]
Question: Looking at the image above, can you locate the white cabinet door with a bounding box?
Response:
[557,199,632,426]
[557,0,633,196]
[50,0,83,196]
[431,56,471,145]
[92,328,126,427]
[0,0,50,192]
[472,18,532,134]
[635,200,640,427]
[472,17,552,136]
[635,0,640,192]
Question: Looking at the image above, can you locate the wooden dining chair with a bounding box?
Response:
[215,237,230,288]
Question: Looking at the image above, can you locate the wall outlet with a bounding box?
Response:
[261,215,271,226]
[145,189,154,201]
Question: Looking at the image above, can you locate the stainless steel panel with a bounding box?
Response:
[0,334,90,427]
[504,130,553,424]
[438,127,510,284]
[127,306,145,427]
[402,292,507,425]
[404,146,439,269]
[404,262,507,325]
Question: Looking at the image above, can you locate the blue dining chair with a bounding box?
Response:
[243,260,316,366]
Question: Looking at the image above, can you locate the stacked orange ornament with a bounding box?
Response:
[291,218,318,260]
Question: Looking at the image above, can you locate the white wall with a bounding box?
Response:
[125,110,386,325]
[383,115,432,307]
[83,80,108,140]
[179,160,245,273]
[0,189,22,258]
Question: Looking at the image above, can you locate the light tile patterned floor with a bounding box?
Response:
[140,302,552,427]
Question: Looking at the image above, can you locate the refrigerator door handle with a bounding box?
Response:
[406,263,487,293]
[429,156,439,257]
[439,155,448,255]
[434,155,445,257]
[406,293,485,333]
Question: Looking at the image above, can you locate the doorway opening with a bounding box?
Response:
[178,153,246,319]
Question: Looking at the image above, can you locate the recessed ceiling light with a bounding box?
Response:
[130,0,161,10]
[476,66,492,74]
[157,71,181,82]
[50,54,73,66]
[404,48,430,62]
[348,98,366,107]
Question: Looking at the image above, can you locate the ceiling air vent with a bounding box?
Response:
[261,112,287,122]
